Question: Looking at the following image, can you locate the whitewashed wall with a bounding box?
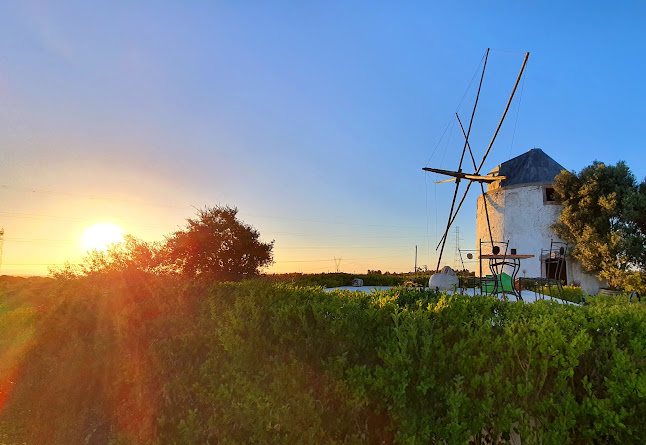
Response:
[475,183,605,294]
[476,184,558,277]
[567,260,604,295]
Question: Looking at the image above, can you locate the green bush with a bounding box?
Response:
[5,276,646,443]
[522,283,587,304]
[265,272,406,288]
[155,282,646,443]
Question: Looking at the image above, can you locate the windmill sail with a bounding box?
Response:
[425,50,530,271]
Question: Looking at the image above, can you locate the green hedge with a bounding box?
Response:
[154,282,646,444]
[265,272,407,288]
[4,277,646,443]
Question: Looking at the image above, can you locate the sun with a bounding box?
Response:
[81,222,124,252]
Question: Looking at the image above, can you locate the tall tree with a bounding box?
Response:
[551,161,646,290]
[165,206,274,281]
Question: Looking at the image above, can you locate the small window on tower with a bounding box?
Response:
[545,187,556,202]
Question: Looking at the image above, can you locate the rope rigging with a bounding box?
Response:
[423,49,530,271]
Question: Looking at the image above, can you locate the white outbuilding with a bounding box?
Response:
[475,148,604,294]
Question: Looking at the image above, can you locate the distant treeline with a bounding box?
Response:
[264,271,475,288]
[263,272,415,287]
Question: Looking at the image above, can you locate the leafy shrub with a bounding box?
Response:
[520,283,587,304]
[5,276,646,443]
[266,272,408,288]
[50,206,274,282]
[155,282,646,443]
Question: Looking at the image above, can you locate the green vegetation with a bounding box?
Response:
[3,274,646,443]
[545,285,587,304]
[51,205,274,282]
[265,272,430,288]
[518,282,587,304]
[552,161,646,294]
[165,206,274,280]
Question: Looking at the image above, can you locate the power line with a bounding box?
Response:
[0,184,425,231]
[266,232,431,239]
[2,234,424,250]
[2,246,417,268]
[0,210,177,230]
[0,184,189,209]
[424,51,487,168]
[276,245,419,250]
[489,49,528,55]
[274,248,415,264]
[0,208,430,239]
[2,263,78,266]
[241,212,425,230]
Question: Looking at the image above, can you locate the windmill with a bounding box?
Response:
[424,49,529,271]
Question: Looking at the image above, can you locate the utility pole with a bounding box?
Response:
[414,245,418,275]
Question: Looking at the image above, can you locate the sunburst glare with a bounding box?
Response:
[81,222,124,252]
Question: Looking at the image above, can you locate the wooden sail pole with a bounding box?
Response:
[476,52,529,174]
[456,114,494,246]
[435,49,489,271]
[456,113,479,174]
[436,180,475,249]
[422,168,504,183]
[459,48,489,170]
[435,51,530,252]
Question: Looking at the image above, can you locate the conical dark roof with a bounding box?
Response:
[491,148,566,188]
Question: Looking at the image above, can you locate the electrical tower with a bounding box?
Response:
[0,228,4,274]
[333,257,342,273]
[452,226,462,271]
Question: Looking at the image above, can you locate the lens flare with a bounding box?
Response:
[81,222,124,252]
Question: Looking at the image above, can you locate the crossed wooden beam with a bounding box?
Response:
[424,49,530,272]
[421,167,505,184]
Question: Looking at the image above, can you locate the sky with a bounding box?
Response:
[0,1,645,276]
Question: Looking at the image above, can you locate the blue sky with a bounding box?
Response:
[0,1,644,275]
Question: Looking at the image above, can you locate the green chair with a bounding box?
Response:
[481,272,514,295]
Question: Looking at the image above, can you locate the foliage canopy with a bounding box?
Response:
[52,205,274,281]
[552,161,646,291]
[165,206,274,280]
[10,273,646,442]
